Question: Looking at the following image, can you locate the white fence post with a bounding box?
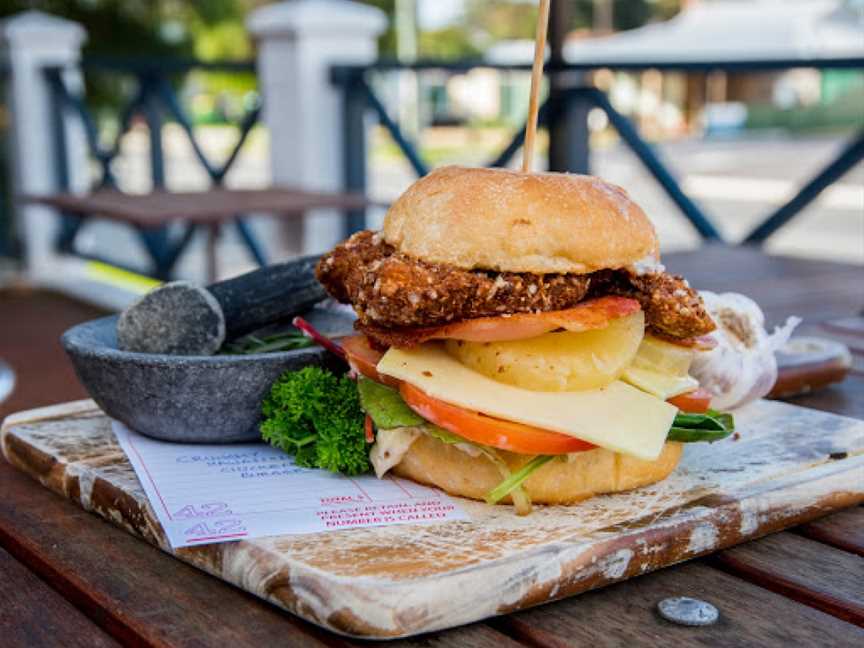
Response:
[248,0,386,256]
[0,11,88,278]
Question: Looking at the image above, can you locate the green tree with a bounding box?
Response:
[571,1,680,33]
[356,0,682,59]
[0,1,266,115]
[360,0,398,55]
[419,25,480,58]
[465,0,539,45]
[612,0,654,31]
[0,1,190,59]
[0,1,271,60]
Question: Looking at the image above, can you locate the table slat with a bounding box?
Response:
[0,461,335,647]
[823,317,864,336]
[0,460,527,648]
[779,374,864,420]
[711,533,864,626]
[665,246,862,285]
[0,288,107,422]
[795,507,864,557]
[381,625,527,648]
[665,247,863,327]
[0,546,120,648]
[490,561,863,647]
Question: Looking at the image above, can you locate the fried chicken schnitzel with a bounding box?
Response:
[317,230,714,346]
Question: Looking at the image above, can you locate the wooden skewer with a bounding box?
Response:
[522,0,551,173]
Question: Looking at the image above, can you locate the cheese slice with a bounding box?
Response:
[377,344,677,461]
[622,366,699,400]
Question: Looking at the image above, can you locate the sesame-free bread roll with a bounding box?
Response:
[382,165,660,275]
[392,434,683,505]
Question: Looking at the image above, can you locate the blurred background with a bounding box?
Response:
[0,0,861,309]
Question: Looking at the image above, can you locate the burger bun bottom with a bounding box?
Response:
[392,434,683,505]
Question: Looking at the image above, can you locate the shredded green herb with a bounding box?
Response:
[222,331,314,355]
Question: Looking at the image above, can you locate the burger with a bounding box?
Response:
[311,165,731,514]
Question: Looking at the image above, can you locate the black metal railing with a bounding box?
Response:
[332,57,864,243]
[44,57,261,279]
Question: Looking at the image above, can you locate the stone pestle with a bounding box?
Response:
[117,255,326,355]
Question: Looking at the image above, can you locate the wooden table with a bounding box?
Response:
[0,246,862,647]
[24,187,371,282]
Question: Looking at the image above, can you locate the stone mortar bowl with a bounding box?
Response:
[62,309,352,443]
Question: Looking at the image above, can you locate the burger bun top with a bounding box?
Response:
[382,165,660,275]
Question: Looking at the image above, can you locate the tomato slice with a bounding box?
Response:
[364,414,375,443]
[424,296,641,343]
[667,388,712,413]
[399,382,596,455]
[340,335,400,388]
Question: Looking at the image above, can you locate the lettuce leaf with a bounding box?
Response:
[425,425,469,445]
[667,409,735,443]
[357,378,425,429]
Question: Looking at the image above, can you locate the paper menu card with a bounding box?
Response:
[112,422,467,548]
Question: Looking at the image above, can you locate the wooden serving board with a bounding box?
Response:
[2,399,862,639]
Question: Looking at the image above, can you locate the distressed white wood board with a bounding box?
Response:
[2,398,862,639]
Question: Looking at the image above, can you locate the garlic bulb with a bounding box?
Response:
[690,292,800,410]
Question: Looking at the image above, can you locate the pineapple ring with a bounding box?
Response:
[446,311,645,392]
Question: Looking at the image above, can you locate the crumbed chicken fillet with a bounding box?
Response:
[589,270,715,342]
[318,231,590,325]
[317,230,714,345]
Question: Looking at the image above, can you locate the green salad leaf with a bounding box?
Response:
[260,366,370,475]
[425,425,469,445]
[667,409,735,443]
[423,422,544,514]
[357,378,425,429]
[484,455,554,506]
